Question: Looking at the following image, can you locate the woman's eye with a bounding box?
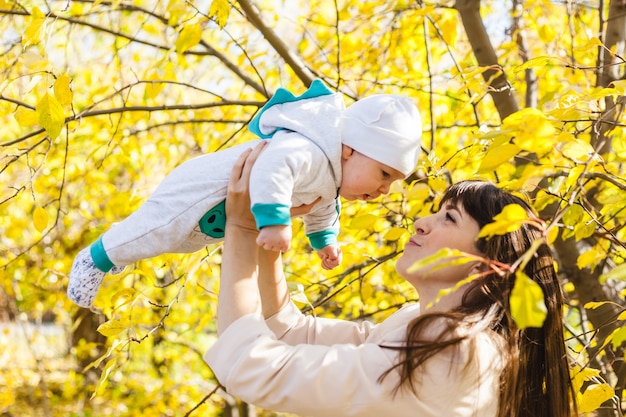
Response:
[445,212,456,223]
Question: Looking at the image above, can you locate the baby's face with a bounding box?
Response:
[339,149,405,201]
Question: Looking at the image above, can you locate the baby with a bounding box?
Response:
[68,79,422,308]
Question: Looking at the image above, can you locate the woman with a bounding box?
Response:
[204,142,577,417]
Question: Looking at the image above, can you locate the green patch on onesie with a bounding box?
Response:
[199,200,226,239]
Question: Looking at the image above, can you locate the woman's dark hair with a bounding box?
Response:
[381,180,576,417]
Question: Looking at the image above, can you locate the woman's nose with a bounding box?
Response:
[413,216,430,234]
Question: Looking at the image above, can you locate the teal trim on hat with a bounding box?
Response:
[90,236,115,273]
[249,79,335,138]
[307,229,338,251]
[251,203,292,229]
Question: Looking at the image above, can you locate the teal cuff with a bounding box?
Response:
[307,230,338,251]
[249,79,335,138]
[251,203,292,229]
[90,236,115,273]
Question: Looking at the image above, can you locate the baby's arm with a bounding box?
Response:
[256,225,292,252]
[316,244,342,270]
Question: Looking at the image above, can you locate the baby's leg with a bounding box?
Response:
[67,141,256,308]
[67,195,223,308]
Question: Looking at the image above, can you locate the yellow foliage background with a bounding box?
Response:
[1,0,626,416]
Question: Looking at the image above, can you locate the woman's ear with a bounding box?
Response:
[341,144,354,159]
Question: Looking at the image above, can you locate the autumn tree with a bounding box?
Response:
[1,0,625,416]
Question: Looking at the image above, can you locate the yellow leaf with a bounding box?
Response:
[577,248,602,271]
[348,214,377,229]
[167,1,188,26]
[360,281,374,302]
[538,24,556,43]
[407,182,430,201]
[97,318,130,337]
[502,108,555,155]
[21,48,49,72]
[610,326,626,350]
[584,301,609,310]
[175,23,202,54]
[571,365,601,392]
[578,383,614,414]
[23,7,46,48]
[111,288,136,307]
[428,177,448,193]
[408,248,475,274]
[209,0,230,28]
[564,165,585,192]
[36,93,65,139]
[576,37,604,51]
[574,221,595,241]
[563,282,575,293]
[477,143,521,173]
[438,13,457,45]
[610,79,626,96]
[534,190,557,212]
[53,74,73,106]
[92,357,118,399]
[33,206,48,232]
[144,70,164,99]
[509,271,547,329]
[587,86,619,101]
[562,204,583,226]
[600,263,626,283]
[14,107,38,127]
[478,204,528,238]
[384,227,407,241]
[142,23,160,36]
[546,226,559,245]
[560,139,595,162]
[515,56,552,73]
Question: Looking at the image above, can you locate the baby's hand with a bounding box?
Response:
[256,225,292,252]
[317,244,342,270]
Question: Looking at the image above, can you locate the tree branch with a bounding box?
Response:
[236,0,316,87]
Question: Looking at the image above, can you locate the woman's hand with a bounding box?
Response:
[291,197,321,217]
[225,141,268,232]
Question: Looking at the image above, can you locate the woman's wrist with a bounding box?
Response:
[226,219,258,235]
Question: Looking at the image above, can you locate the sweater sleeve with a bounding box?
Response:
[204,313,397,417]
[264,301,377,345]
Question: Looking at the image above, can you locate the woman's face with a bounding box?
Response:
[396,199,483,287]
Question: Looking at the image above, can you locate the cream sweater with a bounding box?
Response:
[205,301,504,417]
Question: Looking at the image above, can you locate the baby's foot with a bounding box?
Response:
[110,264,125,275]
[67,247,124,308]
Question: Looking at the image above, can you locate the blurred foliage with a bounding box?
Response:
[1,0,626,415]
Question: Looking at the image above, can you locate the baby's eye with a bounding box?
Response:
[382,170,391,179]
